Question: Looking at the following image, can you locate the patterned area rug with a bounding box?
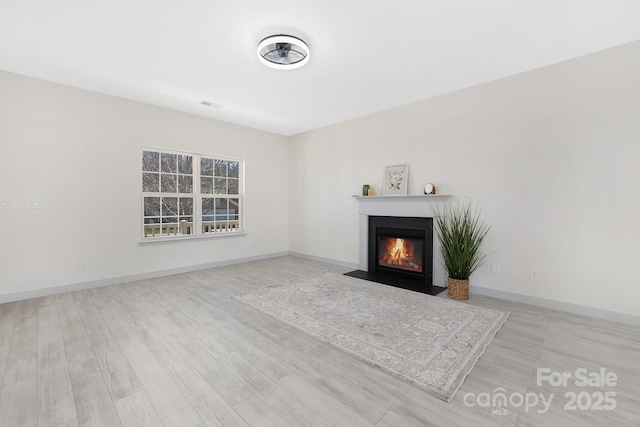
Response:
[232,271,509,401]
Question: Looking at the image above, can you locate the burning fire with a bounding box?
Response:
[389,238,408,264]
[379,237,423,272]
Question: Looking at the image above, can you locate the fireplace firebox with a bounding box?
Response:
[378,235,424,273]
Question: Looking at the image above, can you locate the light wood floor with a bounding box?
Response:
[0,256,638,426]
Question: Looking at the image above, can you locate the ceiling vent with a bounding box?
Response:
[257,35,309,70]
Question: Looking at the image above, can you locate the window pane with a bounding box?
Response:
[201,158,214,176]
[229,198,239,215]
[162,197,178,216]
[214,160,228,177]
[161,153,177,173]
[142,151,159,172]
[215,198,227,209]
[228,178,239,195]
[228,161,239,178]
[202,198,215,222]
[161,174,177,193]
[179,198,193,216]
[201,176,213,193]
[180,217,194,235]
[144,197,160,216]
[178,155,193,174]
[144,217,161,237]
[142,172,159,192]
[162,217,178,223]
[215,198,228,220]
[214,178,227,194]
[178,175,193,193]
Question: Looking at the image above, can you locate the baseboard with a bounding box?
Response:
[288,251,359,270]
[469,285,640,327]
[4,251,637,327]
[0,251,289,304]
[288,252,640,327]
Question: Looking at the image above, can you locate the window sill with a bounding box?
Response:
[139,231,247,244]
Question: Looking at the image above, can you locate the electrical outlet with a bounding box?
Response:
[530,270,539,281]
[490,264,500,275]
[79,259,87,269]
[0,199,14,208]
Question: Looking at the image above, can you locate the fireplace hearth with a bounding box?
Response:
[346,215,446,296]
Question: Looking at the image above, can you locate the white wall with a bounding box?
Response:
[0,71,289,298]
[289,41,640,317]
[2,41,639,318]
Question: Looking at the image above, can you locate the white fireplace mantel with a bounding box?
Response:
[354,194,453,285]
[353,194,452,216]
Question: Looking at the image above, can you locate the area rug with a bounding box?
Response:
[231,271,509,401]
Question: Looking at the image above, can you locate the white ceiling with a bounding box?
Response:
[1,1,640,136]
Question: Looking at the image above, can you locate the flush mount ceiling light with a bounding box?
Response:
[257,34,309,70]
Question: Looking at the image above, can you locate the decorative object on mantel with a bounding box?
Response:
[434,198,491,300]
[362,184,370,196]
[383,164,409,196]
[424,183,436,194]
[232,271,508,402]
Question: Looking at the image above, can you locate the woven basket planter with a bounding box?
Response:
[447,277,469,300]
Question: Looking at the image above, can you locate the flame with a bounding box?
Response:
[389,238,408,264]
[379,236,423,273]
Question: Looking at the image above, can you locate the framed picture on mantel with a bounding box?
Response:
[383,164,409,196]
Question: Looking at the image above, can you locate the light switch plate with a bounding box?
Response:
[26,199,46,209]
[1,199,15,208]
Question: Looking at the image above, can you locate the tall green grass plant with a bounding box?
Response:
[434,199,491,280]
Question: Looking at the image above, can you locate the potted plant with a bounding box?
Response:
[434,199,491,300]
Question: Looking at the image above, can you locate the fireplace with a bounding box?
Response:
[348,194,450,295]
[368,216,432,285]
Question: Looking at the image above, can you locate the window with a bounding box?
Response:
[142,148,242,240]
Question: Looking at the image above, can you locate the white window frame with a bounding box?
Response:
[141,147,244,242]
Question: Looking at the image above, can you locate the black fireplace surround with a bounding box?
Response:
[370,216,432,283]
[345,215,446,296]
